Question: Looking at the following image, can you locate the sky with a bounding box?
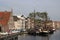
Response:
[0,0,60,21]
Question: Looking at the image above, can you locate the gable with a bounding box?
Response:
[0,11,11,26]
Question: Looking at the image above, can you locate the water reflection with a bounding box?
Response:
[41,36,49,40]
[18,30,60,40]
[18,34,50,40]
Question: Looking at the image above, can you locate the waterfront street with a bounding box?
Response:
[0,0,60,40]
[18,29,60,40]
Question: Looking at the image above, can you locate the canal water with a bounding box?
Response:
[18,30,60,40]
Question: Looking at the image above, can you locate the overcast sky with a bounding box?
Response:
[0,0,60,21]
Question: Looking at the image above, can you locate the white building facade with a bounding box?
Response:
[14,16,26,31]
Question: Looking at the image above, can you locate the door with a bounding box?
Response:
[0,26,2,32]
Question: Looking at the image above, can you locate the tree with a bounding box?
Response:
[40,12,48,28]
[28,11,50,29]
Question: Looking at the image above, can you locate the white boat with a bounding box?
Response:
[0,32,8,35]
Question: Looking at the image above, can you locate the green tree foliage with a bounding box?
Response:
[28,11,50,27]
[28,11,49,21]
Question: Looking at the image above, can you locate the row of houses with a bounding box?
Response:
[0,11,60,32]
[0,11,34,32]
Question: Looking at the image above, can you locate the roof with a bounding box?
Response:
[13,16,20,21]
[0,11,11,26]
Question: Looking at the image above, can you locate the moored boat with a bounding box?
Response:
[49,28,56,34]
[48,27,56,34]
[38,30,49,36]
[27,29,36,36]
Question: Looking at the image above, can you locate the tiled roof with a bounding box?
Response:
[0,11,11,26]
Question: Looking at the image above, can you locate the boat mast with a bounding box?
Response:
[34,10,35,28]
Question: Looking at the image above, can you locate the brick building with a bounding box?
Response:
[0,11,14,32]
[52,21,60,29]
